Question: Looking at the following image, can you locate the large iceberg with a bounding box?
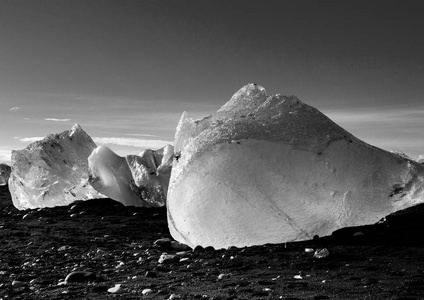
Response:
[88,144,173,207]
[0,163,11,186]
[167,83,424,249]
[9,124,106,210]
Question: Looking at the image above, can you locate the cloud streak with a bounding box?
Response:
[96,131,163,138]
[323,105,424,127]
[93,137,173,149]
[44,118,71,122]
[322,105,424,159]
[123,133,162,138]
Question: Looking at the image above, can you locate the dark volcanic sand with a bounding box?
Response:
[1,185,424,299]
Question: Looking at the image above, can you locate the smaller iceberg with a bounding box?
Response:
[88,144,173,207]
[9,124,106,210]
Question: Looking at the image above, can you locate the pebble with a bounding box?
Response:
[158,253,179,264]
[145,270,157,277]
[142,288,153,295]
[217,273,230,280]
[314,248,330,259]
[170,241,190,251]
[169,294,181,299]
[193,245,204,252]
[12,280,28,287]
[154,238,172,248]
[154,238,190,251]
[30,276,52,285]
[64,271,96,283]
[176,251,191,257]
[108,283,124,294]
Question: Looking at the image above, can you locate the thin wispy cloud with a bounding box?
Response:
[93,137,172,149]
[323,105,424,127]
[0,150,11,163]
[96,131,162,138]
[320,105,424,160]
[44,118,71,122]
[10,107,22,111]
[124,133,162,138]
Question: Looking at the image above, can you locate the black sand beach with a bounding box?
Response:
[1,185,424,300]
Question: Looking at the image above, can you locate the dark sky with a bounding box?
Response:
[1,0,423,162]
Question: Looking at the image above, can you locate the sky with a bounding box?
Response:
[1,0,423,164]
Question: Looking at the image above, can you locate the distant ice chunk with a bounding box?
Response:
[9,124,106,210]
[88,144,173,207]
[167,83,424,249]
[0,163,11,186]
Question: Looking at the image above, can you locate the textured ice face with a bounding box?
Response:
[8,124,106,210]
[0,164,11,186]
[88,144,173,207]
[167,83,424,249]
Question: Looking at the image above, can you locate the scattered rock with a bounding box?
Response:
[142,288,153,295]
[158,253,179,264]
[217,273,231,280]
[170,241,190,251]
[108,283,124,294]
[145,270,157,278]
[12,279,28,287]
[193,245,204,252]
[314,248,330,259]
[353,231,364,237]
[64,271,96,283]
[154,238,173,248]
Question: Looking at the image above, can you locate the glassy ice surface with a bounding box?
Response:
[88,144,173,207]
[167,84,424,249]
[9,124,106,210]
